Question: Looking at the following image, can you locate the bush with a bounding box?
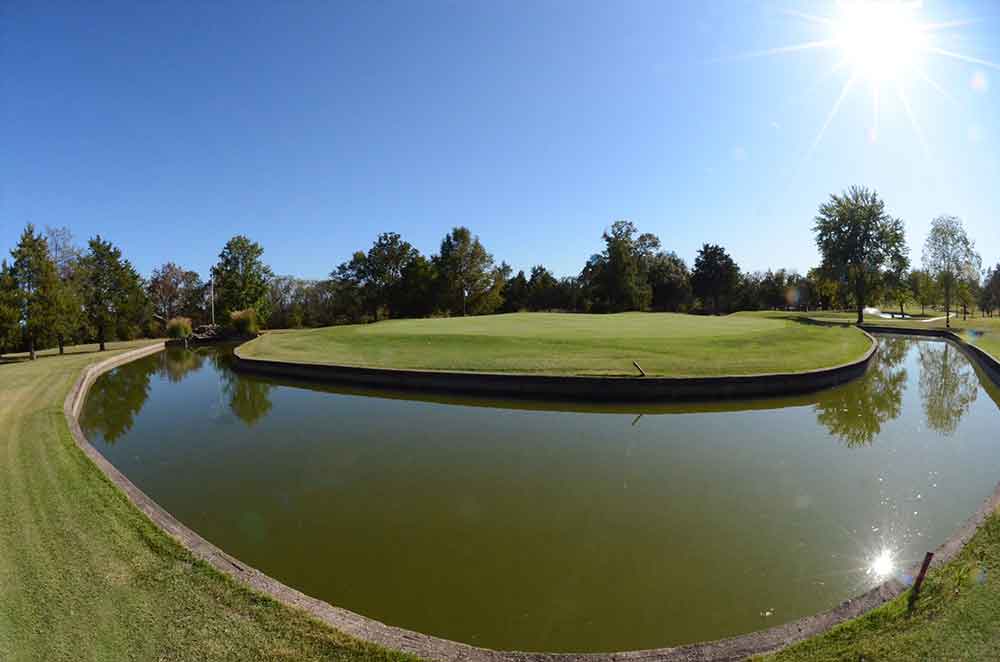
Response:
[166,317,193,340]
[230,309,259,336]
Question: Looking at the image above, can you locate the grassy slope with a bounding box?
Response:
[0,341,415,662]
[241,312,872,377]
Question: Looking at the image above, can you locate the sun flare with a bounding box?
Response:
[725,0,1000,151]
[868,548,896,580]
[833,1,926,82]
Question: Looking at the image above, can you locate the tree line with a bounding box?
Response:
[2,185,998,358]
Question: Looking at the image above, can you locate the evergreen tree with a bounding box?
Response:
[10,225,61,360]
[0,260,20,355]
[79,236,144,351]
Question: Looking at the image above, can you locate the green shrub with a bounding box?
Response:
[166,317,193,340]
[230,309,259,335]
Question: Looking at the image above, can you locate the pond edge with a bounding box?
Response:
[65,332,1000,662]
[230,329,878,402]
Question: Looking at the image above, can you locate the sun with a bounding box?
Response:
[722,0,1000,152]
[833,1,926,82]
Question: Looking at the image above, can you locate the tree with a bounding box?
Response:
[982,265,1000,318]
[501,269,530,312]
[922,215,980,328]
[0,260,20,355]
[332,233,418,319]
[807,267,840,310]
[691,243,740,314]
[908,269,938,316]
[78,236,145,351]
[362,232,417,318]
[527,265,560,310]
[389,254,438,318]
[813,186,908,324]
[148,262,205,323]
[596,220,656,311]
[883,247,912,316]
[10,225,61,360]
[43,227,86,354]
[50,271,83,355]
[211,236,274,325]
[648,252,692,312]
[957,274,980,320]
[44,226,83,279]
[434,227,496,316]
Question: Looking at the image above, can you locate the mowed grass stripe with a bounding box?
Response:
[242,312,871,376]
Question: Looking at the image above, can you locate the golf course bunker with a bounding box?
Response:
[79,335,1000,653]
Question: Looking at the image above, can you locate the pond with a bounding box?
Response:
[80,335,1000,653]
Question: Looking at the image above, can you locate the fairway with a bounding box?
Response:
[239,312,871,377]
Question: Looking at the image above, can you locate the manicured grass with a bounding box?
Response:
[747,309,1000,363]
[0,341,416,662]
[860,314,1000,361]
[240,312,872,377]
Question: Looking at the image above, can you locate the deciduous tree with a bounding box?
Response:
[922,215,980,328]
[211,236,274,325]
[148,262,205,322]
[691,243,740,314]
[434,227,496,316]
[813,186,907,324]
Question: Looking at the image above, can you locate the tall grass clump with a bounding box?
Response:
[166,316,193,340]
[230,309,260,336]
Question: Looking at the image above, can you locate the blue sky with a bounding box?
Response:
[3,1,999,280]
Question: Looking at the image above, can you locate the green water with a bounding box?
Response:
[80,335,1000,652]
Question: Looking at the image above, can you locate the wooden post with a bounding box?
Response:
[632,361,646,377]
[908,551,934,612]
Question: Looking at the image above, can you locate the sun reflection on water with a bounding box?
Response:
[867,547,896,580]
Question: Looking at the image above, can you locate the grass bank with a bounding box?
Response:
[0,341,414,662]
[239,312,871,377]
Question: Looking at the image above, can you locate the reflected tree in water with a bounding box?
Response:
[918,342,978,435]
[79,360,158,444]
[814,337,909,447]
[157,348,205,383]
[216,359,273,426]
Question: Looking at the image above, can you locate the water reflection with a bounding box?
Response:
[158,347,205,383]
[223,376,273,426]
[86,336,985,444]
[919,342,979,435]
[813,337,909,447]
[79,358,158,443]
